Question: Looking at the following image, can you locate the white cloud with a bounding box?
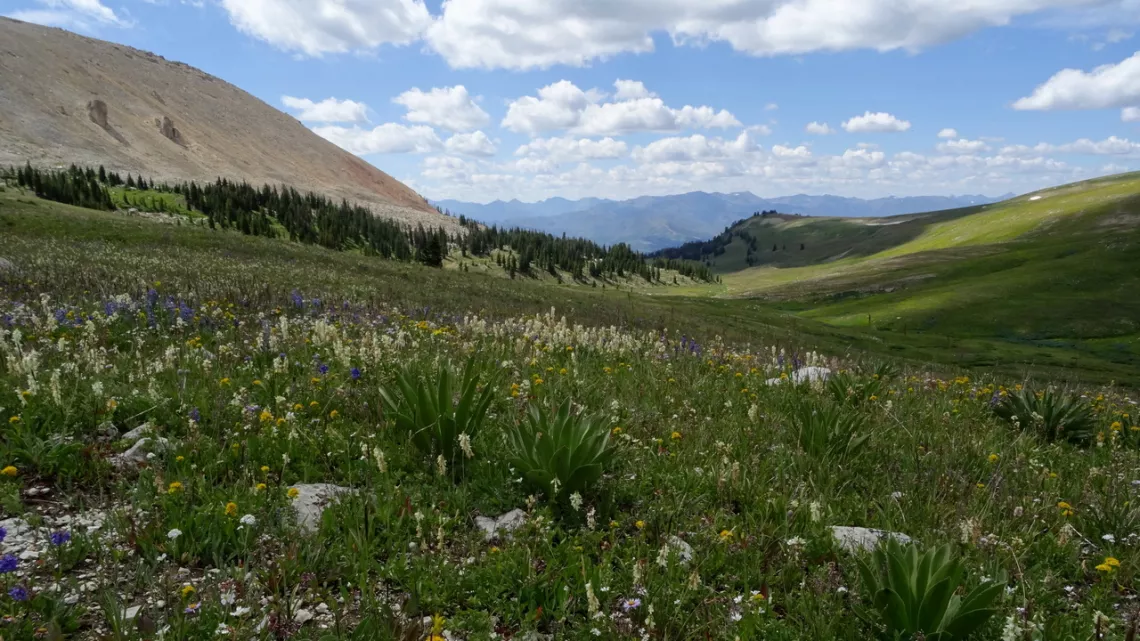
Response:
[445,131,497,157]
[805,121,834,135]
[9,0,130,29]
[842,111,912,133]
[312,123,441,155]
[515,137,629,162]
[936,138,991,153]
[937,128,959,139]
[218,0,430,56]
[424,0,1093,70]
[772,144,812,160]
[1013,51,1140,110]
[281,96,369,123]
[393,85,490,132]
[765,103,780,111]
[631,132,759,163]
[1124,106,1140,121]
[502,79,739,136]
[1000,135,1140,155]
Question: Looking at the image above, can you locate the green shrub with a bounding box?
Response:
[379,360,497,475]
[857,540,1005,641]
[793,401,869,461]
[505,400,614,501]
[992,388,1094,445]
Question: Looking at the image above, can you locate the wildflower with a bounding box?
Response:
[612,427,622,435]
[489,546,500,554]
[0,466,17,477]
[8,416,20,424]
[671,431,682,441]
[1103,534,1116,544]
[240,514,256,526]
[252,379,262,387]
[181,585,196,598]
[635,520,646,530]
[0,554,18,573]
[976,483,986,489]
[287,487,300,499]
[225,502,238,517]
[786,536,806,548]
[184,602,200,614]
[167,481,183,494]
[719,529,734,542]
[8,586,28,602]
[458,433,474,459]
[622,598,641,612]
[1105,556,1121,567]
[559,368,568,375]
[219,378,231,386]
[988,453,999,463]
[1096,562,1113,573]
[0,526,5,543]
[569,492,583,512]
[260,465,270,473]
[328,410,339,419]
[49,531,71,546]
[167,529,182,540]
[255,483,267,491]
[258,410,273,423]
[176,456,185,462]
[436,454,448,477]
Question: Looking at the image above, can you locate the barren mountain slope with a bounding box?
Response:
[0,17,454,230]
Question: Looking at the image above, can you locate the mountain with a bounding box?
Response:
[437,192,1007,250]
[432,196,614,223]
[0,17,454,230]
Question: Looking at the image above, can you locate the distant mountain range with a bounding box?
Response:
[434,192,1013,251]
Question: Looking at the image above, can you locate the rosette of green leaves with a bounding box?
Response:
[992,388,1094,445]
[505,400,614,500]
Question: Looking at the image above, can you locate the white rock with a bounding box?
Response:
[124,606,142,620]
[294,608,314,624]
[474,509,527,541]
[287,484,355,534]
[110,437,170,468]
[19,549,39,560]
[830,526,912,554]
[121,424,154,441]
[766,367,832,387]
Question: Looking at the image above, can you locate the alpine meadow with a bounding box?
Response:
[2,5,1140,641]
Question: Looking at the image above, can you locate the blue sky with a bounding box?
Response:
[4,0,1140,203]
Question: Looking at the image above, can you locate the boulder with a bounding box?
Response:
[474,509,527,541]
[287,484,354,534]
[110,437,169,469]
[121,423,153,441]
[830,526,912,554]
[156,116,185,145]
[766,366,832,386]
[87,99,109,129]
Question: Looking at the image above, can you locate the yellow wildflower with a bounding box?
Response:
[719,529,734,541]
[259,410,273,423]
[635,520,646,530]
[225,502,238,517]
[988,453,999,463]
[219,378,231,386]
[253,379,262,386]
[181,585,196,598]
[176,456,185,462]
[612,427,622,435]
[256,483,267,491]
[287,487,300,499]
[8,416,19,424]
[559,368,568,375]
[167,481,183,494]
[260,465,270,473]
[1,466,18,477]
[293,403,303,411]
[489,546,500,554]
[671,431,682,441]
[309,401,319,408]
[1096,563,1113,572]
[329,410,339,419]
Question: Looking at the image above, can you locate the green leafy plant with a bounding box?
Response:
[992,388,1095,445]
[379,360,497,473]
[827,371,884,407]
[857,540,1005,641]
[793,402,870,461]
[505,400,615,500]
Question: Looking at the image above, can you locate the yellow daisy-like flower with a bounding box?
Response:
[1096,563,1114,573]
[671,431,682,441]
[253,380,263,386]
[219,378,231,386]
[988,453,999,463]
[612,427,622,435]
[489,546,501,554]
[1057,501,1072,509]
[176,456,185,462]
[293,403,303,411]
[719,529,734,541]
[309,401,319,408]
[1,465,18,477]
[256,483,267,492]
[635,520,646,530]
[559,368,568,375]
[1105,556,1121,568]
[260,465,270,473]
[287,487,300,499]
[167,481,183,494]
[225,502,238,517]
[181,585,196,598]
[8,416,20,424]
[328,409,339,419]
[258,410,273,423]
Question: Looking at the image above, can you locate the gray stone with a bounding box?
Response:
[830,526,912,554]
[123,605,142,620]
[766,366,832,387]
[110,437,169,468]
[474,509,527,541]
[121,423,153,441]
[288,484,354,534]
[0,257,14,274]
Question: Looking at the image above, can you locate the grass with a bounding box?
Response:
[1,182,1140,640]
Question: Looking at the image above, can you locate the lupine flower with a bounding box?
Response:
[350,368,361,380]
[0,554,18,573]
[49,531,71,546]
[0,526,6,543]
[8,586,28,602]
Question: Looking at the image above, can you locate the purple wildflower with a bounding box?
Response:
[350,368,361,380]
[0,526,6,543]
[318,363,329,375]
[621,597,641,612]
[184,601,201,614]
[0,554,17,573]
[50,531,71,546]
[188,407,201,422]
[8,586,27,602]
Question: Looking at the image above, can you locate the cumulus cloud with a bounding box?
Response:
[842,111,912,133]
[9,0,130,29]
[423,0,1094,70]
[282,96,369,123]
[502,79,739,136]
[393,85,490,132]
[805,121,834,135]
[445,131,497,157]
[218,0,430,56]
[1124,106,1140,121]
[515,137,629,162]
[631,132,760,163]
[1013,51,1140,110]
[936,138,991,153]
[312,123,441,155]
[1000,135,1140,155]
[937,128,959,139]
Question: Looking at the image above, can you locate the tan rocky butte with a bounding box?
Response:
[0,17,456,231]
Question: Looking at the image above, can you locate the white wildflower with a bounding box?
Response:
[167,529,182,540]
[569,492,583,512]
[239,514,256,526]
[458,432,474,459]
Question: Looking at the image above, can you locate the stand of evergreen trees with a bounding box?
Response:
[3,162,715,283]
[650,210,785,265]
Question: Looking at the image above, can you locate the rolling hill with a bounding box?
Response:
[438,192,1004,250]
[0,17,455,231]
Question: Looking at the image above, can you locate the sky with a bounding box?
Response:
[4,0,1140,204]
